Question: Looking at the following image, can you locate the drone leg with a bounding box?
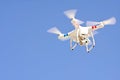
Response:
[85,44,89,53]
[88,44,94,52]
[77,29,79,42]
[70,29,79,50]
[91,31,95,47]
[87,32,95,52]
[70,39,78,50]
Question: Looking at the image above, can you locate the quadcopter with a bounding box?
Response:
[47,9,116,53]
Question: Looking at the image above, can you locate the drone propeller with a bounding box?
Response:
[64,9,77,19]
[102,17,116,25]
[86,17,116,26]
[74,18,84,25]
[64,9,84,24]
[47,27,62,35]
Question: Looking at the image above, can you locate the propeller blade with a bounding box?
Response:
[75,18,84,24]
[47,27,62,35]
[86,17,116,26]
[64,9,77,19]
[86,21,100,26]
[102,17,116,25]
[64,9,84,25]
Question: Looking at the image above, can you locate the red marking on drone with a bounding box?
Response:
[92,26,97,29]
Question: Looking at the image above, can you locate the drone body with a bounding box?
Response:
[48,9,116,53]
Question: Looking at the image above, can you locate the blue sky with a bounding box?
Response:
[0,0,120,80]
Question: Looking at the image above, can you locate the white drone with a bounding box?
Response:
[47,9,116,53]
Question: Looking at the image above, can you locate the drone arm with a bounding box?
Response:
[91,22,104,31]
[58,33,70,41]
[71,20,79,29]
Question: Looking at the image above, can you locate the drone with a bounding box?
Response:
[47,9,116,53]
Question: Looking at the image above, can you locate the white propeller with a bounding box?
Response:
[74,18,84,25]
[102,17,116,25]
[64,9,84,24]
[64,9,77,19]
[86,17,116,26]
[47,27,62,35]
